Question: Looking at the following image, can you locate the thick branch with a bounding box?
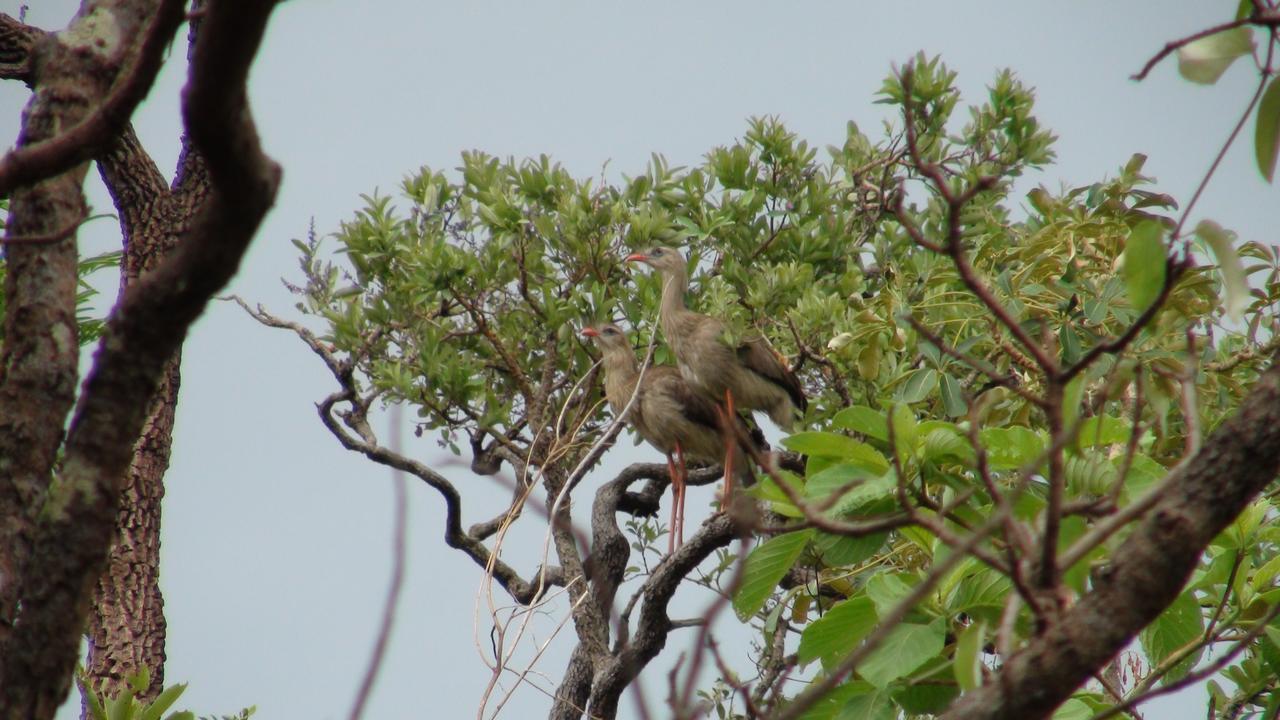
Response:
[0,0,186,197]
[588,514,737,718]
[942,361,1280,720]
[0,13,44,83]
[0,2,283,716]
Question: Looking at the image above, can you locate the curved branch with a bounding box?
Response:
[589,514,737,718]
[0,0,186,197]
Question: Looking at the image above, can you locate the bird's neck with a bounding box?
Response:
[600,348,640,414]
[658,267,691,334]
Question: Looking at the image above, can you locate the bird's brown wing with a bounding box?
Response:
[737,336,808,412]
[649,369,722,432]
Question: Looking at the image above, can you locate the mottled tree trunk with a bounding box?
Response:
[83,88,210,700]
[0,0,280,716]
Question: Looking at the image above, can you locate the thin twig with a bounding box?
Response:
[347,405,409,720]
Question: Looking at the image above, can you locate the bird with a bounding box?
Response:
[625,247,807,498]
[582,323,757,551]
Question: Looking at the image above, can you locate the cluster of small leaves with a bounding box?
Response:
[76,667,256,720]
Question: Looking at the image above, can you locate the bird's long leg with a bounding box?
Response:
[674,441,686,549]
[722,389,736,505]
[665,452,679,554]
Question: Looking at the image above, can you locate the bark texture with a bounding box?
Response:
[0,1,281,717]
[0,0,158,652]
[84,119,209,699]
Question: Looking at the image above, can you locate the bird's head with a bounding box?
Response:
[625,246,686,277]
[581,323,629,352]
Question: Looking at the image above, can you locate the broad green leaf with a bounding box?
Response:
[1177,27,1254,84]
[1257,76,1280,181]
[946,566,1011,624]
[836,684,896,720]
[748,469,806,518]
[866,573,915,618]
[1196,220,1249,320]
[890,403,919,459]
[954,621,986,690]
[921,425,974,464]
[1054,698,1093,720]
[859,620,945,687]
[1138,589,1205,684]
[733,529,815,620]
[799,595,879,668]
[1121,221,1166,313]
[813,531,888,568]
[890,663,959,714]
[979,426,1046,470]
[794,682,865,720]
[804,463,894,513]
[832,406,889,442]
[939,372,967,417]
[784,432,888,470]
[898,368,939,404]
[1077,415,1131,448]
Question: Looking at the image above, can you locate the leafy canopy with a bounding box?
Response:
[280,52,1280,719]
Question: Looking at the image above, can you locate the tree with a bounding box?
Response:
[2,2,1278,720]
[0,1,282,718]
[247,20,1280,719]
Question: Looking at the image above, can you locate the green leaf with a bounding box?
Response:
[813,531,888,568]
[1062,375,1084,437]
[939,373,967,417]
[898,368,939,404]
[890,669,959,714]
[1196,220,1249,321]
[1077,415,1132,448]
[1138,589,1205,684]
[859,620,945,687]
[139,683,188,720]
[946,567,1012,625]
[865,573,915,618]
[832,406,889,442]
[835,684,896,720]
[1121,221,1166,313]
[1177,27,1254,84]
[979,426,1046,470]
[1252,553,1280,592]
[784,432,888,470]
[1258,76,1280,181]
[1053,698,1094,720]
[803,463,891,511]
[798,595,878,668]
[889,403,918,458]
[794,682,866,720]
[733,529,815,620]
[954,621,986,690]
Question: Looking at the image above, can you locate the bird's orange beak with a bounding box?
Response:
[625,253,648,263]
[581,327,600,338]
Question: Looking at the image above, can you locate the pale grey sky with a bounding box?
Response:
[2,2,1275,719]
